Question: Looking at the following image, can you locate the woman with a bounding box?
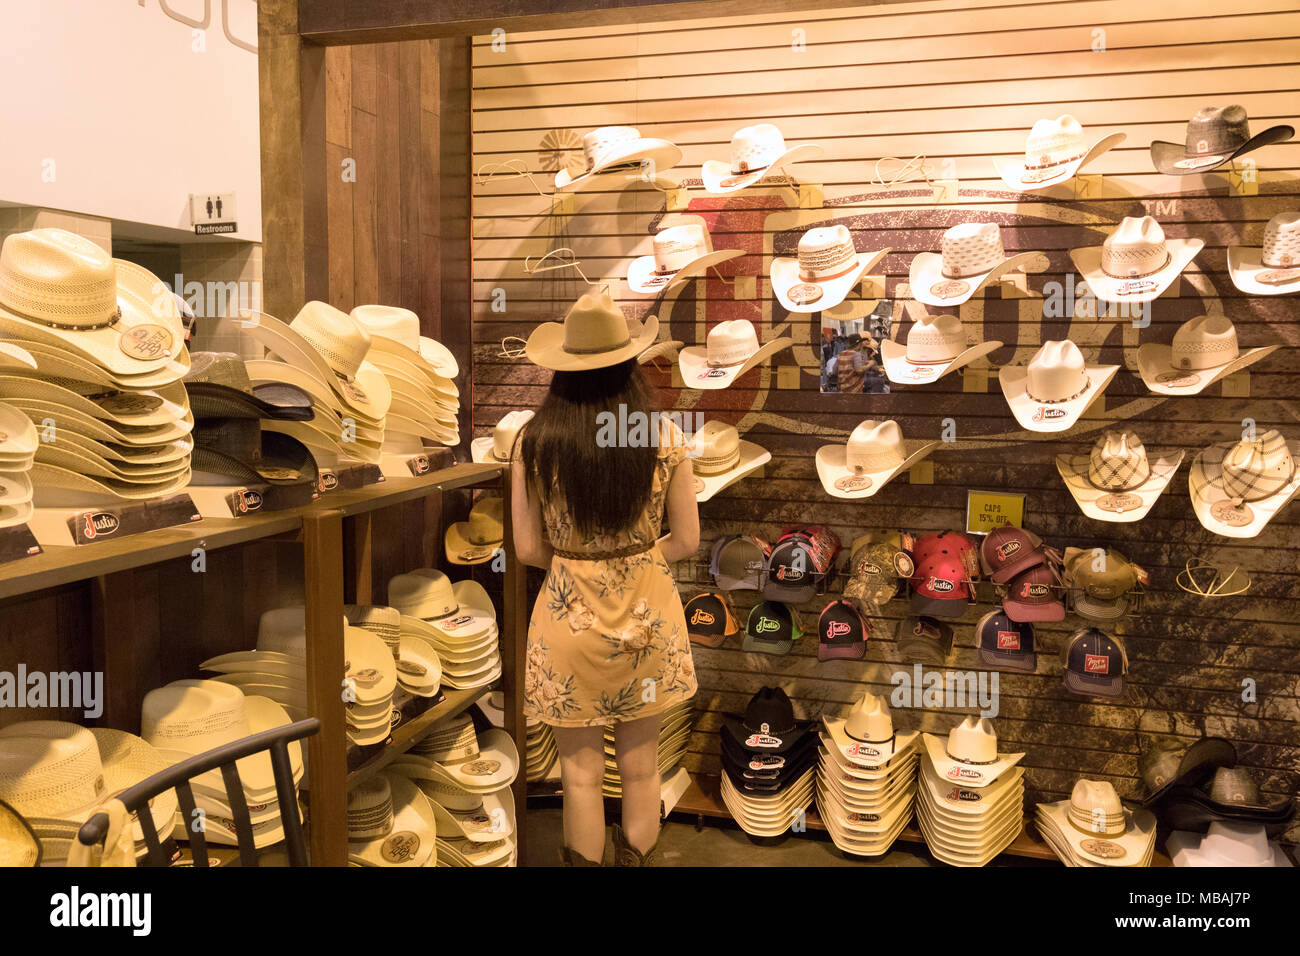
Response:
[511,292,699,866]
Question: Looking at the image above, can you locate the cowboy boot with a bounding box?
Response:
[611,823,661,866]
[560,845,603,866]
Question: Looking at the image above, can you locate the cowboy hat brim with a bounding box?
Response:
[15,340,191,390]
[429,786,513,843]
[700,143,824,194]
[818,795,914,853]
[816,777,915,826]
[190,431,318,487]
[186,381,316,422]
[677,334,794,390]
[397,633,444,696]
[693,439,770,503]
[1070,238,1203,304]
[444,521,503,565]
[469,436,507,464]
[917,797,1024,854]
[815,438,938,499]
[880,337,1003,385]
[627,248,743,295]
[525,315,660,372]
[1227,244,1300,296]
[1055,448,1185,522]
[386,414,459,447]
[0,797,41,867]
[918,758,1024,819]
[0,343,36,373]
[0,402,38,457]
[9,398,194,447]
[372,359,460,406]
[1189,439,1300,538]
[0,470,32,508]
[30,461,190,506]
[771,248,890,314]
[999,363,1119,433]
[262,418,381,466]
[366,333,459,380]
[637,338,684,366]
[921,732,1025,790]
[1150,124,1295,175]
[555,140,682,191]
[909,250,1040,307]
[348,775,438,867]
[820,735,921,782]
[36,441,190,484]
[822,717,919,769]
[997,132,1127,192]
[0,375,191,431]
[1137,341,1279,395]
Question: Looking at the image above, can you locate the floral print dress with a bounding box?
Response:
[524,420,697,727]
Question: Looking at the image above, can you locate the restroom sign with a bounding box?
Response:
[190,193,238,234]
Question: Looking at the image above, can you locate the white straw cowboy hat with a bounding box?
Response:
[998,115,1126,191]
[702,123,822,194]
[999,340,1119,433]
[918,757,1024,822]
[0,402,38,462]
[821,693,919,769]
[400,715,520,793]
[677,319,793,390]
[0,797,40,867]
[29,461,191,507]
[1069,215,1203,304]
[627,223,743,295]
[17,337,189,392]
[428,783,515,844]
[347,773,437,867]
[1150,105,1294,176]
[444,496,504,565]
[471,409,533,464]
[349,304,459,379]
[555,126,682,191]
[909,223,1039,307]
[1056,430,1185,522]
[1168,820,1294,868]
[922,717,1025,790]
[880,308,1003,385]
[396,632,443,697]
[689,420,770,503]
[0,229,185,377]
[388,569,497,637]
[816,419,938,499]
[241,301,392,422]
[1189,428,1300,538]
[771,225,889,313]
[1136,315,1279,395]
[0,376,190,433]
[1228,211,1300,296]
[1036,779,1157,866]
[525,292,659,372]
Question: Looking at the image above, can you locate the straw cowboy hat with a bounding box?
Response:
[349,304,459,379]
[998,115,1126,191]
[1189,428,1300,538]
[770,225,889,313]
[0,401,38,463]
[627,223,743,295]
[0,375,191,435]
[471,409,533,464]
[1136,315,1278,396]
[1150,105,1294,176]
[999,340,1118,433]
[190,418,318,487]
[396,631,443,697]
[183,352,315,421]
[677,319,793,390]
[702,123,822,194]
[815,419,938,499]
[555,126,682,191]
[821,693,919,770]
[1069,215,1203,304]
[0,797,40,867]
[0,229,185,378]
[922,717,1025,789]
[241,301,392,422]
[1055,430,1185,522]
[397,716,520,793]
[1036,779,1157,867]
[16,336,188,392]
[29,460,191,507]
[1228,211,1300,296]
[688,420,770,502]
[347,773,437,867]
[909,223,1039,307]
[444,496,504,565]
[880,308,1003,385]
[388,569,497,638]
[525,292,659,372]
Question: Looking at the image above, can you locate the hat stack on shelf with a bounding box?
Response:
[816,693,920,857]
[917,717,1026,866]
[240,301,392,470]
[477,691,558,784]
[389,571,502,690]
[141,679,305,849]
[719,687,816,837]
[346,772,438,867]
[0,399,37,529]
[345,604,443,701]
[388,712,520,867]
[1036,779,1156,867]
[0,229,194,507]
[601,699,696,798]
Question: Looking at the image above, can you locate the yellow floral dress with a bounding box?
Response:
[524,420,697,727]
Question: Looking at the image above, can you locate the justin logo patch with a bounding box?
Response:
[825,620,852,639]
[926,577,955,593]
[930,279,970,300]
[754,616,781,634]
[1021,582,1049,598]
[690,608,716,626]
[946,766,984,783]
[744,732,783,749]
[1032,406,1068,422]
[996,541,1021,559]
[1084,653,1110,674]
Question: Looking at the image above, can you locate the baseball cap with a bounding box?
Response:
[720,686,812,756]
[843,534,912,608]
[1002,562,1065,622]
[710,534,769,591]
[896,615,953,664]
[764,526,841,603]
[742,600,803,655]
[1062,627,1128,698]
[683,592,739,648]
[980,524,1047,583]
[1062,547,1143,622]
[974,609,1036,673]
[909,531,977,619]
[817,599,870,661]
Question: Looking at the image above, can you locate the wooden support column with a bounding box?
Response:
[90,570,143,733]
[437,35,474,454]
[499,464,528,864]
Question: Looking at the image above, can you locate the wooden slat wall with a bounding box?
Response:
[469,0,1300,839]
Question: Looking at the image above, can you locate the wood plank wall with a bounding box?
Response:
[469,0,1300,839]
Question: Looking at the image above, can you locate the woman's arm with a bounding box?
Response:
[657,456,700,564]
[511,458,553,569]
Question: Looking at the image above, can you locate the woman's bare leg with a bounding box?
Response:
[552,723,608,862]
[613,712,663,853]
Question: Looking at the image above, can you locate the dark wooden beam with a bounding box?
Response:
[437,35,474,453]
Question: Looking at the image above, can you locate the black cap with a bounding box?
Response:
[1062,627,1127,698]
[720,686,811,756]
[974,610,1036,673]
[764,532,820,603]
[683,592,737,648]
[743,601,802,655]
[818,599,869,661]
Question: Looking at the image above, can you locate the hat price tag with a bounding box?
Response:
[1072,174,1103,199]
[1221,371,1250,397]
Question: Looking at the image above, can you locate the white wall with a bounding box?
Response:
[0,0,262,241]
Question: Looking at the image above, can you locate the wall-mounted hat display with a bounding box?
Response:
[880,308,1002,386]
[471,409,534,464]
[770,224,889,313]
[815,419,938,499]
[677,318,792,389]
[997,114,1126,191]
[816,599,870,661]
[909,530,976,619]
[764,525,839,603]
[979,524,1047,583]
[1036,779,1156,867]
[1061,547,1142,622]
[1055,430,1184,522]
[1149,104,1294,176]
[709,533,769,591]
[842,533,909,609]
[689,420,770,502]
[554,126,681,191]
[999,339,1118,432]
[1228,211,1300,295]
[1060,627,1128,698]
[702,123,822,194]
[1189,428,1300,537]
[524,292,659,372]
[1136,315,1278,395]
[1069,215,1203,304]
[1001,562,1065,623]
[627,223,743,295]
[909,222,1039,307]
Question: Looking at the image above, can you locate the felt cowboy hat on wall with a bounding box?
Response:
[525,292,659,372]
[1150,104,1294,176]
[997,115,1126,192]
[909,222,1039,307]
[1136,315,1278,396]
[702,123,822,194]
[1055,430,1184,522]
[1069,215,1203,304]
[677,319,793,390]
[555,126,682,191]
[880,306,1003,386]
[999,339,1119,433]
[815,419,938,499]
[770,225,890,313]
[626,223,743,295]
[1227,211,1300,296]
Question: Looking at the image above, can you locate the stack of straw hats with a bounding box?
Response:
[347,771,438,867]
[1036,778,1157,867]
[389,570,501,689]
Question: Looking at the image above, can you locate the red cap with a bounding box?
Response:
[980,524,1046,583]
[909,531,976,619]
[1002,563,1065,622]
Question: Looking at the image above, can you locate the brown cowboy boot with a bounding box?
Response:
[612,823,661,866]
[560,845,603,866]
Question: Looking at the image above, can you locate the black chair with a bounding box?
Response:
[76,718,320,867]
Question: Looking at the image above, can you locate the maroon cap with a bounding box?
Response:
[909,531,977,619]
[980,524,1046,583]
[1002,563,1065,622]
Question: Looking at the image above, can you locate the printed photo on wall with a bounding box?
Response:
[820,299,894,394]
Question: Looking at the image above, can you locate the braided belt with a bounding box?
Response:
[552,541,656,561]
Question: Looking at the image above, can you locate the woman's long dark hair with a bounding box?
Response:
[519,358,659,537]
